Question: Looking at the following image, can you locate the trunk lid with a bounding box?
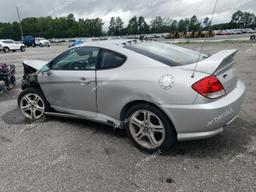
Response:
[180,49,238,94]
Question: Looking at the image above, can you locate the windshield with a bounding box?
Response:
[2,41,14,44]
[125,41,209,66]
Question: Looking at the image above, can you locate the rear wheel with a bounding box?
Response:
[3,47,9,53]
[124,104,176,153]
[18,88,49,120]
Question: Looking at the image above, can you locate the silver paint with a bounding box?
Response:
[22,40,245,141]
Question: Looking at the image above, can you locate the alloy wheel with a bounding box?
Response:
[129,110,165,149]
[20,93,45,119]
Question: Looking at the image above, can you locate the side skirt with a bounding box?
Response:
[44,111,121,128]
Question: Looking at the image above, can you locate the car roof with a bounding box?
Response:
[81,39,133,48]
[79,39,144,53]
[0,39,13,41]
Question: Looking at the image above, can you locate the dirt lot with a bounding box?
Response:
[0,42,255,192]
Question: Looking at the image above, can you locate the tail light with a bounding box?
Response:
[192,75,226,99]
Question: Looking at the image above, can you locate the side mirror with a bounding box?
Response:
[39,64,51,75]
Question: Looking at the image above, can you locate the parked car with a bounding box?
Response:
[18,40,245,153]
[247,29,256,33]
[0,39,25,53]
[69,39,84,48]
[35,37,51,47]
[23,36,36,47]
[49,39,62,43]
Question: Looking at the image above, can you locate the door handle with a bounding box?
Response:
[80,77,91,84]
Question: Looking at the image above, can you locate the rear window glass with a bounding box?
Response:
[125,42,208,66]
[98,49,126,69]
[2,41,14,44]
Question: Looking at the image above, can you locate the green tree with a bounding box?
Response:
[240,12,255,28]
[203,17,212,28]
[231,10,243,25]
[150,16,163,33]
[115,17,124,35]
[127,16,138,35]
[188,15,201,31]
[108,17,116,35]
[178,19,186,32]
[170,20,178,32]
[138,16,149,34]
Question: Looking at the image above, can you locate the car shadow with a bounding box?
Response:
[2,108,254,158]
[164,118,255,158]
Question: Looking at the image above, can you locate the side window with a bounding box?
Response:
[50,47,99,70]
[98,49,126,69]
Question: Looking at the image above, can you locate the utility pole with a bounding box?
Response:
[16,7,24,41]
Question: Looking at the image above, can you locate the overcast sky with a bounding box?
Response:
[0,0,255,27]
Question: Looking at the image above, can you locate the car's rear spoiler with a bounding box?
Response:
[180,49,238,75]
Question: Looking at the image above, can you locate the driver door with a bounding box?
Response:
[38,46,99,117]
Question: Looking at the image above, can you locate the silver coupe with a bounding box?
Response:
[18,40,245,153]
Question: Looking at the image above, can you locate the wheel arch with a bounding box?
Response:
[120,100,177,133]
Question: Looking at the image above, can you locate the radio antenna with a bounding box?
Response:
[191,0,218,78]
[16,7,24,41]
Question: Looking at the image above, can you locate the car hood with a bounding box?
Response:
[23,60,48,71]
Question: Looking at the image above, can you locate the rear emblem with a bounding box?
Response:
[159,74,175,89]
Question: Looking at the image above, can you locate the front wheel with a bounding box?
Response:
[124,104,176,153]
[20,46,25,52]
[3,47,10,53]
[18,88,49,120]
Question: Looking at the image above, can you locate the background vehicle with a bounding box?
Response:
[23,36,36,47]
[35,37,51,47]
[18,40,245,153]
[69,39,84,47]
[0,39,25,53]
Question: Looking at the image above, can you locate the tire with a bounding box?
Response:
[250,35,255,40]
[18,88,50,120]
[124,103,176,153]
[39,43,43,47]
[3,47,10,53]
[20,46,25,52]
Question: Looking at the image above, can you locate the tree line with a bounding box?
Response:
[0,10,255,40]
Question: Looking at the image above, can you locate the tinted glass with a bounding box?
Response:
[50,47,99,70]
[2,41,14,44]
[98,49,126,69]
[125,42,209,66]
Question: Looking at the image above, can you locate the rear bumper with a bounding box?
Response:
[161,80,245,141]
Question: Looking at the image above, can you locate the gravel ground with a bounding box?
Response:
[0,42,255,192]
